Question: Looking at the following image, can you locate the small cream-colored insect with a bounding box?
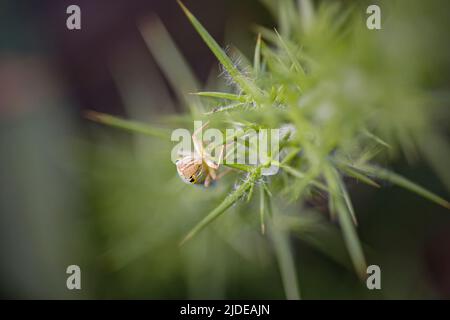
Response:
[176,121,225,187]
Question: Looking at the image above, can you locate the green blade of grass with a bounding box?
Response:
[254,33,262,76]
[259,183,266,234]
[272,161,328,191]
[274,29,305,75]
[246,181,255,202]
[298,0,315,32]
[337,163,380,188]
[191,91,246,102]
[323,165,337,219]
[138,15,202,115]
[269,217,301,300]
[179,183,249,246]
[228,45,254,72]
[420,132,450,192]
[253,25,279,45]
[281,147,302,165]
[324,165,367,279]
[335,171,357,225]
[334,195,367,279]
[205,102,246,115]
[282,213,355,272]
[85,111,168,139]
[356,164,450,209]
[178,1,263,100]
[223,163,253,173]
[180,168,261,245]
[362,129,392,149]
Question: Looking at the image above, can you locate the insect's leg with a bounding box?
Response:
[204,174,212,187]
[216,144,225,166]
[192,121,210,159]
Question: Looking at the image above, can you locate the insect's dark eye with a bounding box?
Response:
[189,176,195,183]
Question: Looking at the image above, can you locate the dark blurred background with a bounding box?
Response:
[0,0,449,299]
[1,0,272,116]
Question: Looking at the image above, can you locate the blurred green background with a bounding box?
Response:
[0,0,449,299]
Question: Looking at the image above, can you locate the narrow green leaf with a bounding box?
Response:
[205,102,246,115]
[272,161,327,191]
[254,33,262,76]
[281,147,301,165]
[335,171,357,225]
[180,168,261,245]
[253,25,279,45]
[298,0,315,32]
[334,196,367,279]
[283,213,355,271]
[223,163,253,173]
[357,144,385,165]
[323,165,337,219]
[85,111,168,139]
[269,218,301,300]
[337,163,380,188]
[324,165,367,279]
[362,129,392,149]
[192,91,246,102]
[138,15,202,115]
[247,180,255,202]
[178,1,263,100]
[179,184,249,246]
[357,164,450,209]
[259,183,266,234]
[263,182,273,198]
[274,29,305,75]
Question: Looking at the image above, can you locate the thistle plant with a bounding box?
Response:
[87,0,450,298]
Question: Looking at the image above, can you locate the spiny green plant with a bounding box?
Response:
[87,0,449,298]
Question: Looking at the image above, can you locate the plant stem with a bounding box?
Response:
[269,217,301,300]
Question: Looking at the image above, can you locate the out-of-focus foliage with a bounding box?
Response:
[4,0,448,299]
[89,0,450,298]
